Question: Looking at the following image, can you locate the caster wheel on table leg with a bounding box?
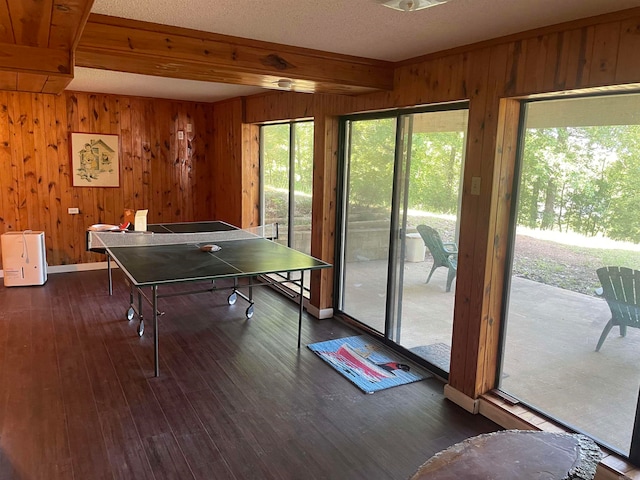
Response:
[246,305,254,319]
[228,292,237,305]
[126,307,135,321]
[137,320,144,337]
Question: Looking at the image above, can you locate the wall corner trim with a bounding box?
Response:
[305,302,334,319]
[444,384,480,414]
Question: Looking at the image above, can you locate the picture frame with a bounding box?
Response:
[70,132,120,187]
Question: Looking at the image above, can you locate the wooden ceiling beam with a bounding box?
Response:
[51,0,96,50]
[75,14,394,95]
[6,0,53,47]
[0,43,72,75]
[0,1,14,44]
[0,0,92,94]
[0,68,73,94]
[0,43,74,94]
[0,70,17,90]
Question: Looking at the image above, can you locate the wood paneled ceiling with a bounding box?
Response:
[0,0,393,96]
[0,0,94,93]
[2,0,640,98]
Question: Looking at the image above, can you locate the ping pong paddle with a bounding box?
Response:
[200,244,221,252]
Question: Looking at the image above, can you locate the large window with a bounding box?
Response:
[261,121,314,255]
[499,93,640,461]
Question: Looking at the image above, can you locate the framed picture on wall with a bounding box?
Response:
[70,133,120,187]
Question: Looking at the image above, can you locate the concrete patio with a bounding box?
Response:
[341,257,640,456]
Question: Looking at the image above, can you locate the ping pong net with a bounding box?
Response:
[91,223,279,250]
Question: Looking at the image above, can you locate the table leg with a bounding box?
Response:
[247,276,255,318]
[228,277,255,318]
[136,289,145,337]
[128,281,134,311]
[298,272,305,348]
[153,285,159,377]
[107,254,113,295]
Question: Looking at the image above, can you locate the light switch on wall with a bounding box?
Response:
[471,177,481,195]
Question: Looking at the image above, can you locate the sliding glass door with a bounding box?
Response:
[337,106,468,374]
[339,117,396,333]
[392,111,466,372]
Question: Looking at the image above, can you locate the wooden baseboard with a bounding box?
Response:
[48,262,111,274]
[1,261,110,278]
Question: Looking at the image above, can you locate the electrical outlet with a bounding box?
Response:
[177,131,184,140]
[68,207,79,214]
[471,177,481,196]
[186,124,193,133]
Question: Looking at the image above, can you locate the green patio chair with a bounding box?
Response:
[595,266,640,352]
[416,225,458,292]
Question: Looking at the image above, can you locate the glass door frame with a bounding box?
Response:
[259,119,314,293]
[496,95,640,464]
[387,114,413,342]
[259,119,313,247]
[334,102,469,376]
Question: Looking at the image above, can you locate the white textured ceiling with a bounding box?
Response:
[68,0,640,102]
[71,67,265,102]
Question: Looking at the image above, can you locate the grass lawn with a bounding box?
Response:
[408,213,640,296]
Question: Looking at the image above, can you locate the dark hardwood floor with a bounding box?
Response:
[0,270,498,479]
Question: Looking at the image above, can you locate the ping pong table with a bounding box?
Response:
[90,221,331,376]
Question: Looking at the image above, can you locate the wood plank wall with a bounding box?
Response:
[243,8,640,400]
[0,91,214,267]
[209,97,260,228]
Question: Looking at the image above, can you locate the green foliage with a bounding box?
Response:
[262,121,314,227]
[262,122,313,227]
[264,187,313,226]
[293,122,314,195]
[262,100,640,249]
[348,118,396,208]
[408,132,464,213]
[262,121,314,195]
[347,117,465,216]
[601,125,640,241]
[518,123,640,243]
[262,123,290,190]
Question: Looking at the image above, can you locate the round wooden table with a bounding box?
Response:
[411,430,601,480]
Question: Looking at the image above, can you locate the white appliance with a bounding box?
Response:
[1,231,47,286]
